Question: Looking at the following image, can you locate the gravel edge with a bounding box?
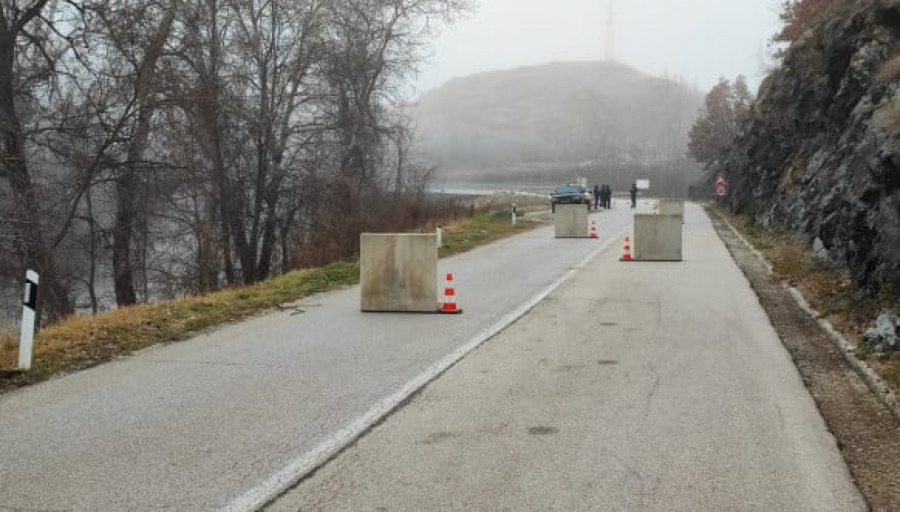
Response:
[713,210,900,420]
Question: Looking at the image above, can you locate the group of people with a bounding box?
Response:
[593,184,612,209]
[592,182,642,209]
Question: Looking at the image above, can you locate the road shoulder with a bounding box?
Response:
[708,208,900,510]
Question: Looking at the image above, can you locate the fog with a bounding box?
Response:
[0,0,784,329]
[415,0,783,95]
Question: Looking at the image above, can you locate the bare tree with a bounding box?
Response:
[0,0,77,321]
[688,76,755,186]
[78,0,179,306]
[0,0,471,325]
[321,0,471,252]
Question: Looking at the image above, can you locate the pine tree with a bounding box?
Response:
[688,78,738,166]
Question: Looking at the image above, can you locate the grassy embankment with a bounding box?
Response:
[0,194,546,390]
[713,206,900,392]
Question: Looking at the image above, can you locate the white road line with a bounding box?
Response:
[223,224,632,512]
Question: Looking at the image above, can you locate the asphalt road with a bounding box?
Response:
[0,202,634,510]
[267,203,865,511]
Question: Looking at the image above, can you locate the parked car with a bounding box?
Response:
[550,184,592,213]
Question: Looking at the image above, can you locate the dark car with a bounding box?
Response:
[550,184,592,213]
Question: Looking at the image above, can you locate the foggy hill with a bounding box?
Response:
[414,61,704,193]
[723,2,900,296]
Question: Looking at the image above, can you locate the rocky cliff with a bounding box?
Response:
[727,0,900,296]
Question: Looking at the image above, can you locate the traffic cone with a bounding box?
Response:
[440,273,463,314]
[620,236,632,261]
[589,221,598,239]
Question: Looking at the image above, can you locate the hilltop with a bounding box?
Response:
[415,61,704,194]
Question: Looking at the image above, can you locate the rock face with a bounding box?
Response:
[862,312,900,352]
[725,0,900,296]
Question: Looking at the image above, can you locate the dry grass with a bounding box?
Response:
[717,207,900,393]
[438,211,539,258]
[879,55,900,138]
[0,330,17,369]
[469,192,549,215]
[877,55,900,83]
[890,367,900,389]
[0,261,358,386]
[0,209,542,392]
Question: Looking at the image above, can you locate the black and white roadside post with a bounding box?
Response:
[512,202,518,225]
[436,224,443,249]
[18,270,39,371]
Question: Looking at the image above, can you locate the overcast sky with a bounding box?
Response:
[413,0,783,96]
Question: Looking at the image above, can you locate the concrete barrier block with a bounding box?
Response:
[360,234,438,312]
[634,214,683,261]
[554,204,590,238]
[658,199,685,219]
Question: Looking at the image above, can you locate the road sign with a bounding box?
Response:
[715,173,729,197]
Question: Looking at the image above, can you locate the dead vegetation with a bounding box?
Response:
[877,55,900,83]
[0,330,16,370]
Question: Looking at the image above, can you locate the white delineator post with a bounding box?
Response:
[18,270,39,370]
[512,203,517,225]
[436,224,443,248]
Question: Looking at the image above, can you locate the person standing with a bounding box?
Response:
[593,184,601,209]
[630,182,638,209]
[603,184,612,209]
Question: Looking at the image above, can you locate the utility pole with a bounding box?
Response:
[606,0,616,63]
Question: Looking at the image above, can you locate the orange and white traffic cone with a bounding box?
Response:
[440,273,463,314]
[589,221,598,239]
[620,236,632,261]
